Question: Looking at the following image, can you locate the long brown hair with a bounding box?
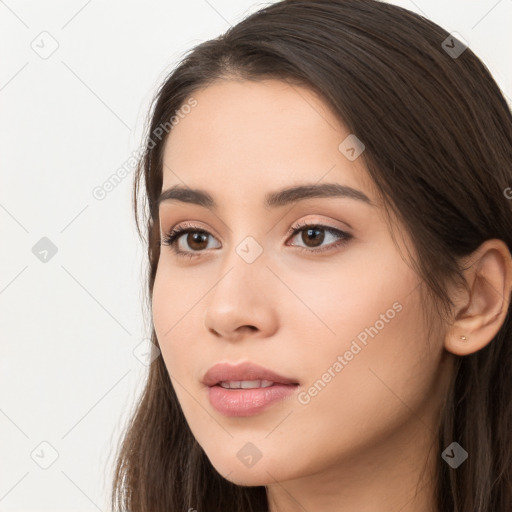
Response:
[111,1,512,510]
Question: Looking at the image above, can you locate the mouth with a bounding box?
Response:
[202,361,300,416]
[215,379,294,389]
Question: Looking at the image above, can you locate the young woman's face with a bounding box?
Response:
[152,79,453,486]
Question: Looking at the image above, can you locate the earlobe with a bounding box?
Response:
[444,239,512,357]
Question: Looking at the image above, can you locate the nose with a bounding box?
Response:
[203,254,279,342]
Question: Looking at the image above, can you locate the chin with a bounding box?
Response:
[218,467,274,487]
[206,454,283,487]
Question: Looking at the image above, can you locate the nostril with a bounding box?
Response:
[241,325,258,333]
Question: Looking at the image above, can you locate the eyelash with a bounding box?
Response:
[160,220,353,260]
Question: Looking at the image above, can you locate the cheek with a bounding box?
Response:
[266,293,439,480]
[284,243,418,352]
[151,266,173,348]
[151,259,204,338]
[151,265,198,377]
[282,256,433,438]
[301,286,435,426]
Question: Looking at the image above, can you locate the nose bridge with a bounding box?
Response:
[203,232,276,337]
[213,233,267,301]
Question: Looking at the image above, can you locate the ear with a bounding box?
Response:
[444,239,512,356]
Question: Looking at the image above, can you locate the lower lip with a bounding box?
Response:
[207,384,298,417]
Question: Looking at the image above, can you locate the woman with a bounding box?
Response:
[111,1,512,510]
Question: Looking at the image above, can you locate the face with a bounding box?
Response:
[152,79,450,486]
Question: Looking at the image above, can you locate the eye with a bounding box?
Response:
[286,220,352,254]
[160,222,220,259]
[160,220,353,259]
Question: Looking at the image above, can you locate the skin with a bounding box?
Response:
[151,78,512,512]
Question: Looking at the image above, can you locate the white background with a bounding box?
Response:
[1,1,511,511]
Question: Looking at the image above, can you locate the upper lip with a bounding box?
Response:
[202,361,299,387]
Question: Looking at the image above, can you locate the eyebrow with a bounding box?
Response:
[156,182,375,211]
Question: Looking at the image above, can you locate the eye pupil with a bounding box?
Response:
[303,227,325,247]
[188,232,208,250]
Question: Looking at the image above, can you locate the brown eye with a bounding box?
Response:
[161,224,221,258]
[288,223,352,253]
[185,232,209,251]
[300,227,325,247]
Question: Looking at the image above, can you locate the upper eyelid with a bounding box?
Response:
[164,221,349,245]
[163,215,351,234]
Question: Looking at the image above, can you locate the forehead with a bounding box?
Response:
[161,78,376,204]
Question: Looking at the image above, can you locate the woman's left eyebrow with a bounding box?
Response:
[156,182,375,211]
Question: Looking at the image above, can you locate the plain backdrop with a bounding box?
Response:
[1,1,511,511]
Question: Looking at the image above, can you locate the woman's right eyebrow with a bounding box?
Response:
[156,182,375,211]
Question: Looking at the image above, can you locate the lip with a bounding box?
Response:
[202,361,299,387]
[202,361,299,417]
